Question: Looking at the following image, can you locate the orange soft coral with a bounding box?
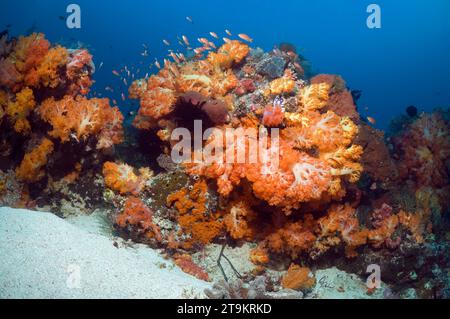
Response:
[25,46,69,88]
[38,95,123,145]
[262,104,284,127]
[5,87,35,134]
[103,162,151,195]
[207,40,249,69]
[224,200,258,240]
[115,196,162,242]
[15,137,54,182]
[167,179,223,249]
[185,116,361,213]
[12,33,50,75]
[316,204,368,257]
[281,264,316,290]
[263,215,317,259]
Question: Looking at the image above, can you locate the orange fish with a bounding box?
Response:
[238,33,253,42]
[225,29,232,36]
[112,70,120,76]
[223,37,231,44]
[170,52,180,63]
[155,59,161,69]
[198,37,209,45]
[121,93,126,101]
[367,116,376,124]
[209,32,218,39]
[208,42,217,49]
[182,35,190,46]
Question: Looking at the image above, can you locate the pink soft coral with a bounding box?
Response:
[393,112,450,188]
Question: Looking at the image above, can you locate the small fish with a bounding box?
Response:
[225,29,232,36]
[170,52,180,63]
[370,183,377,190]
[105,86,113,92]
[141,50,149,57]
[99,61,104,69]
[223,37,232,44]
[123,78,128,86]
[113,99,117,105]
[112,70,120,76]
[163,39,170,46]
[208,42,217,49]
[182,35,190,46]
[367,116,376,125]
[129,111,135,116]
[198,37,209,45]
[238,33,253,42]
[186,16,193,23]
[121,93,126,101]
[209,32,218,39]
[155,59,161,69]
[142,43,148,49]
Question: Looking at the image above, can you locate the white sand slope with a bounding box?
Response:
[0,207,210,299]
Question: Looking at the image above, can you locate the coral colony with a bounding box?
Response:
[0,32,449,298]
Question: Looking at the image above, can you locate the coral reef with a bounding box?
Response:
[0,33,124,213]
[1,30,449,299]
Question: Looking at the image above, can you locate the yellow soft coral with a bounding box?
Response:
[5,87,35,134]
[267,70,296,95]
[298,83,330,112]
[16,137,54,182]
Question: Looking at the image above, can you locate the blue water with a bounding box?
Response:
[1,0,449,129]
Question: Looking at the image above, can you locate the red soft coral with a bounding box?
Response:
[115,196,162,242]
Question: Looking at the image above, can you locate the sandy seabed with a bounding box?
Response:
[0,207,210,299]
